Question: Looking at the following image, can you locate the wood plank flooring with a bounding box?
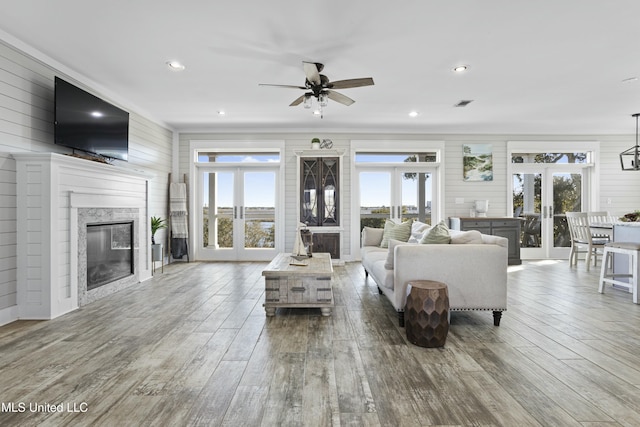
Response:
[1,259,640,426]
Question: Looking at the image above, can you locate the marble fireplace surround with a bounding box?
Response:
[75,205,140,306]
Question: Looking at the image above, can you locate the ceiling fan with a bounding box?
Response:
[259,61,374,114]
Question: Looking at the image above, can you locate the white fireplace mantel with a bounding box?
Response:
[12,152,154,320]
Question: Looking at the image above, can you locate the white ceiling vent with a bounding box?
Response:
[454,100,474,107]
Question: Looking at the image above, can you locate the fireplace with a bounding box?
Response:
[13,152,152,320]
[77,207,141,306]
[87,221,134,290]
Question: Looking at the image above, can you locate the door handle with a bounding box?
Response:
[234,206,237,219]
[543,206,548,219]
[240,206,243,219]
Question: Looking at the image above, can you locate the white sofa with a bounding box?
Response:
[361,226,508,326]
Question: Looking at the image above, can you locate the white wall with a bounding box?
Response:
[179,132,640,260]
[0,40,173,321]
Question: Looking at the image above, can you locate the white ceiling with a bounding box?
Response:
[2,0,640,134]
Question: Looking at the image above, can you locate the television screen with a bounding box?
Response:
[54,76,129,161]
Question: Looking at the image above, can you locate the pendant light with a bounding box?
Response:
[620,113,640,170]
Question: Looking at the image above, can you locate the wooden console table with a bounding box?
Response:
[452,217,522,265]
[262,252,334,316]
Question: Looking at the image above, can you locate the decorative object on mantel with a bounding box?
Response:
[150,216,167,244]
[620,113,640,171]
[311,138,320,150]
[620,210,640,222]
[320,138,333,149]
[463,144,493,181]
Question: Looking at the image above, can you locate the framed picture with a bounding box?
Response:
[463,144,493,181]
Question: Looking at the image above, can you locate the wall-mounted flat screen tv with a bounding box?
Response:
[54,76,129,161]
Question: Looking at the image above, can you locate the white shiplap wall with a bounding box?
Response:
[0,40,173,323]
[179,133,640,261]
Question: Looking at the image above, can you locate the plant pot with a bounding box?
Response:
[151,244,163,261]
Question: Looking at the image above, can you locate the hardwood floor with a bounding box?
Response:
[1,259,640,426]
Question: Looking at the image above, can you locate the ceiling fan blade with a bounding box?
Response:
[302,61,322,85]
[327,90,355,106]
[259,83,307,89]
[329,77,375,89]
[289,94,306,106]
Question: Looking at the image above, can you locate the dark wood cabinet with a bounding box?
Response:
[312,233,340,259]
[300,157,339,227]
[455,217,521,265]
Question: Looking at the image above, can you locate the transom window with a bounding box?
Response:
[511,152,589,164]
[355,152,437,163]
[197,152,280,163]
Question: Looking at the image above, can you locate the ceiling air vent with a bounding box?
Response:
[454,100,474,107]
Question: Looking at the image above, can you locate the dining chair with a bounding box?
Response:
[587,211,615,240]
[565,212,609,270]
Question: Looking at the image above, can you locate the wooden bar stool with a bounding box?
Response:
[598,242,640,304]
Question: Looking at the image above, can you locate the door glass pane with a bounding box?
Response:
[322,159,338,226]
[401,170,432,224]
[360,172,391,230]
[552,172,581,248]
[203,171,234,248]
[513,172,542,248]
[301,159,319,225]
[244,172,275,249]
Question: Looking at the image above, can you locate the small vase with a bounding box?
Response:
[311,141,320,150]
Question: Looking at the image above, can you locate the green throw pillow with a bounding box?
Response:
[420,220,451,244]
[379,220,412,248]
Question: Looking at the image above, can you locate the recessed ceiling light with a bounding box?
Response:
[166,61,185,71]
[217,110,226,116]
[409,111,419,118]
[453,65,468,73]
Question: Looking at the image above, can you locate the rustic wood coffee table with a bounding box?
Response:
[262,252,334,316]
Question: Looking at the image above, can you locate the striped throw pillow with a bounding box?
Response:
[379,220,412,248]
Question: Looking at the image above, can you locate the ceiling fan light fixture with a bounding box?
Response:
[620,113,640,171]
[303,95,312,109]
[319,93,328,107]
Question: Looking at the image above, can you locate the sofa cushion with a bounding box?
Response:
[420,220,451,244]
[362,226,384,247]
[450,229,483,244]
[380,220,412,248]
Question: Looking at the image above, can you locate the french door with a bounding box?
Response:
[196,165,279,261]
[358,166,436,230]
[512,165,587,259]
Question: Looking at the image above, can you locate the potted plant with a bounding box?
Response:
[151,216,167,262]
[311,137,320,150]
